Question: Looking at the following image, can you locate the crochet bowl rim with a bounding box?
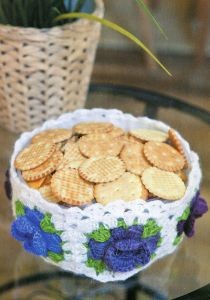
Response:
[10,108,201,215]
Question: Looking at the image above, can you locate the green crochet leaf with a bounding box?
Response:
[142,219,162,238]
[178,207,190,222]
[117,218,128,229]
[40,213,60,234]
[15,200,25,217]
[48,251,64,263]
[173,235,183,246]
[89,224,111,242]
[86,258,106,275]
[151,253,156,259]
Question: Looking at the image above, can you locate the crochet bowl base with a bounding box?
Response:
[10,109,202,282]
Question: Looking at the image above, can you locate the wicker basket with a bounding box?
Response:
[0,0,104,133]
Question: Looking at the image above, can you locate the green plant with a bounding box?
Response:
[0,0,171,75]
[0,0,88,28]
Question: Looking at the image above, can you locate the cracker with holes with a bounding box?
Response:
[32,128,72,144]
[169,128,188,168]
[79,156,125,183]
[58,143,86,170]
[120,143,151,175]
[73,122,113,135]
[130,129,168,143]
[39,185,60,203]
[144,141,185,172]
[51,168,94,205]
[22,150,62,181]
[94,172,143,205]
[78,135,124,158]
[142,167,186,200]
[15,142,56,171]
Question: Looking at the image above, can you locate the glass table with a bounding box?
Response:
[0,83,210,300]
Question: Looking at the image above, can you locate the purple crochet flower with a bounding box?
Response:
[88,224,160,273]
[11,207,62,256]
[177,192,208,238]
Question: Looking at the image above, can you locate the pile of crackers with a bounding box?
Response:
[14,122,188,206]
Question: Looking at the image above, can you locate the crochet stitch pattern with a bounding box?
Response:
[173,192,208,245]
[11,200,66,263]
[9,109,207,282]
[86,218,162,274]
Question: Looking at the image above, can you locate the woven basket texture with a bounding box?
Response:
[0,0,104,133]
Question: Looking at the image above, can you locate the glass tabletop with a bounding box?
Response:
[0,83,210,300]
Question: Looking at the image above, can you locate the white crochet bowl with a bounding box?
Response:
[10,109,201,282]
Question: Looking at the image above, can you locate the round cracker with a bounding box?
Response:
[94,172,143,205]
[79,156,125,183]
[120,134,143,146]
[39,185,60,203]
[78,135,124,158]
[58,143,86,170]
[73,122,113,135]
[15,142,55,171]
[141,183,149,200]
[21,150,61,181]
[169,128,188,168]
[108,126,125,138]
[142,167,186,200]
[130,129,168,143]
[32,128,72,144]
[51,169,94,205]
[144,141,185,172]
[120,143,151,175]
[26,177,46,189]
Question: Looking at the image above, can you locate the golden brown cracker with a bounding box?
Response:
[130,129,168,143]
[32,128,72,144]
[73,122,113,135]
[120,143,151,175]
[144,141,185,172]
[142,167,186,200]
[79,156,125,183]
[15,142,55,171]
[51,168,94,205]
[94,172,143,205]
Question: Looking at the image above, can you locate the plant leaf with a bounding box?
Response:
[135,0,168,40]
[55,12,172,76]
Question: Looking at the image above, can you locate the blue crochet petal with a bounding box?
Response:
[25,207,44,226]
[134,242,151,266]
[111,227,127,240]
[42,232,62,254]
[127,225,144,239]
[11,222,26,241]
[32,231,48,256]
[88,239,109,260]
[14,216,36,236]
[23,239,35,254]
[144,234,159,254]
[104,245,137,272]
[115,238,143,251]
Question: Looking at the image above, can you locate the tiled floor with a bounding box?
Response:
[0,49,209,299]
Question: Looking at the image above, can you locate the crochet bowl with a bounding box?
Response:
[10,109,207,282]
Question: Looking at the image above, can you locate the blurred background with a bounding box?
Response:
[0,1,210,299]
[93,0,210,96]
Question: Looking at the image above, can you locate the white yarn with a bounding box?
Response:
[10,109,201,282]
